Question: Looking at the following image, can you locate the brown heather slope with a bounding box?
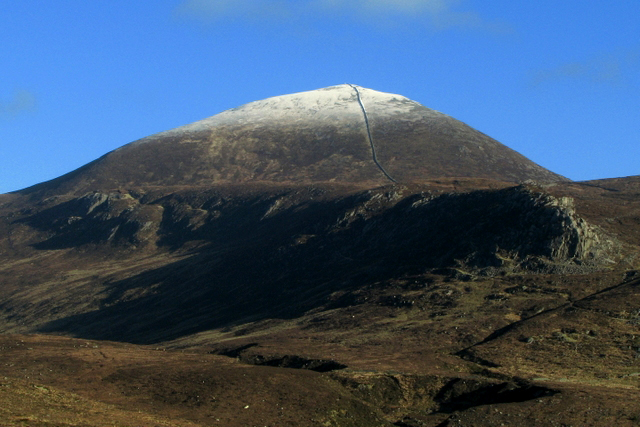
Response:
[1,333,639,427]
[0,86,638,425]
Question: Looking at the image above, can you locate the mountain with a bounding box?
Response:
[1,85,639,426]
[21,84,565,196]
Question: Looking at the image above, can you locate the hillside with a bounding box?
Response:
[0,86,638,426]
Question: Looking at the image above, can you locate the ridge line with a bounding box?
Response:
[347,84,397,183]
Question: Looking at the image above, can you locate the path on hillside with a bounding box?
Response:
[348,84,397,183]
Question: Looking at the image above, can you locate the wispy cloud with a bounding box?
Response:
[531,49,640,87]
[174,0,296,23]
[0,90,37,119]
[318,0,507,31]
[319,0,452,14]
[174,0,509,32]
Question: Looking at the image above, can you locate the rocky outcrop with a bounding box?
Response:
[17,191,163,249]
[422,185,616,274]
[18,184,615,271]
[301,184,616,275]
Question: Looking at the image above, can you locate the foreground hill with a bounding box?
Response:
[0,86,638,426]
[2,333,639,427]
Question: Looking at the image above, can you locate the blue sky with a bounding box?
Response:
[1,1,639,193]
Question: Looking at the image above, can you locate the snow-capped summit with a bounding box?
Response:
[23,85,567,196]
[139,84,436,142]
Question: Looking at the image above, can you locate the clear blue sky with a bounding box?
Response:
[1,1,639,193]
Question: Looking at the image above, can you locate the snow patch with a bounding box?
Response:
[128,84,441,146]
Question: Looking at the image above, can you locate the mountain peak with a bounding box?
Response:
[136,84,417,144]
[22,85,567,195]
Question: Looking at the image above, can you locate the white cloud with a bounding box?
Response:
[531,49,640,87]
[174,0,508,32]
[319,0,450,14]
[318,0,475,29]
[174,0,293,22]
[0,90,37,119]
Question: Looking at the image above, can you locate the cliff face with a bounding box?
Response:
[12,184,613,271]
[534,193,603,260]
